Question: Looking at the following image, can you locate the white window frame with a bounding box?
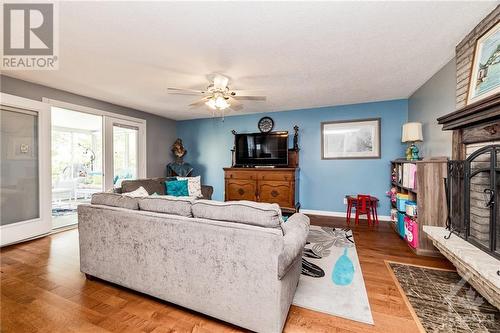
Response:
[104,116,147,190]
[1,93,51,246]
[42,98,147,192]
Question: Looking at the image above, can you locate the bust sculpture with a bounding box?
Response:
[171,138,187,163]
[167,138,193,177]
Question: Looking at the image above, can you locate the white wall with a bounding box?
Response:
[408,58,456,158]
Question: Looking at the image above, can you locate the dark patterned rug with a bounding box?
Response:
[389,262,500,333]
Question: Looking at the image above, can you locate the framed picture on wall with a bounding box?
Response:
[467,21,500,105]
[321,118,381,159]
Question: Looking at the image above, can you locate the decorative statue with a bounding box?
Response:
[171,138,187,163]
[293,125,299,151]
[167,138,193,177]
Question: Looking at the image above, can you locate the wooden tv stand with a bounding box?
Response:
[223,167,300,213]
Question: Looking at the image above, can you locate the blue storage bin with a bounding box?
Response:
[396,198,407,212]
[405,201,417,217]
[397,212,406,238]
[396,193,409,212]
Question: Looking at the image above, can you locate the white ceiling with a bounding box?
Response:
[4,1,497,120]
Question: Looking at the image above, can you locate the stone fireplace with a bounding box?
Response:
[429,94,500,309]
[425,7,500,309]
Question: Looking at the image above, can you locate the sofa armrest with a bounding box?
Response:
[201,185,213,200]
[278,213,310,279]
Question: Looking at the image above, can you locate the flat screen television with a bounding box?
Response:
[234,132,288,167]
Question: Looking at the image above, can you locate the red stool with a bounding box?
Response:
[346,195,379,225]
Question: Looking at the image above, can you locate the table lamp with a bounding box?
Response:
[402,122,423,160]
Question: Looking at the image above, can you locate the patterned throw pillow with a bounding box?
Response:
[165,180,189,197]
[177,176,202,198]
[123,186,149,198]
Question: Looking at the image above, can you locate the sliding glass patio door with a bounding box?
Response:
[51,107,103,229]
[49,105,145,228]
[1,94,51,246]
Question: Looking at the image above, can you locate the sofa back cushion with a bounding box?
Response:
[91,193,139,210]
[192,200,282,228]
[139,196,194,217]
[121,178,168,195]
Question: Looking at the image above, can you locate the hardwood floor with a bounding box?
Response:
[1,216,454,333]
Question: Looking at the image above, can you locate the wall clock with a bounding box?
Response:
[258,117,274,133]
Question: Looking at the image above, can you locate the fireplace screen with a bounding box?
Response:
[446,144,500,259]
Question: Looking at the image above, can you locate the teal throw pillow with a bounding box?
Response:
[166,179,189,197]
[163,177,178,194]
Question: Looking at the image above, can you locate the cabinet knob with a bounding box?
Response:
[271,190,279,198]
[238,188,244,196]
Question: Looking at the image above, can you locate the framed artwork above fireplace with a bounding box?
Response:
[467,21,500,105]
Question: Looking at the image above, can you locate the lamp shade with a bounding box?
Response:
[402,122,423,143]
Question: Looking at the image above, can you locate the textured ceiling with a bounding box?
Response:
[3,1,497,120]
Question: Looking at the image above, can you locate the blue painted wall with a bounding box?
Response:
[177,99,408,215]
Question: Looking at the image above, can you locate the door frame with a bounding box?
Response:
[1,93,52,246]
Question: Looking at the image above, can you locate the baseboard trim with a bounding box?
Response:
[301,209,392,222]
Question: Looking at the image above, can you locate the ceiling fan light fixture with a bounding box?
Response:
[206,94,230,110]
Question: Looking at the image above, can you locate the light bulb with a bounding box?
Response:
[205,95,230,110]
[215,96,230,110]
[205,99,216,109]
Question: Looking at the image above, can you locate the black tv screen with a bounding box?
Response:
[235,132,288,166]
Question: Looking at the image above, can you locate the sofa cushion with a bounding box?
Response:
[138,196,194,217]
[121,178,168,195]
[192,200,283,228]
[91,193,139,210]
[123,186,149,198]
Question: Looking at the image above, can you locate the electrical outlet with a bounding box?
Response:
[343,197,347,205]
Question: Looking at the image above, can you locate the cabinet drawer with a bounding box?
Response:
[226,180,257,201]
[225,170,257,180]
[256,171,294,181]
[257,181,292,207]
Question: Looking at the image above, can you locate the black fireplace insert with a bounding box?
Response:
[446,144,500,259]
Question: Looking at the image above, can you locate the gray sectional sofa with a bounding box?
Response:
[116,177,214,200]
[78,194,309,333]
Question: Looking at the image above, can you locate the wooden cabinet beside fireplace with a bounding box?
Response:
[223,167,300,212]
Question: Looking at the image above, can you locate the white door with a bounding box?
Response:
[1,93,51,246]
[104,117,146,190]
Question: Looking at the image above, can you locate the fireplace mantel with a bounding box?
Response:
[438,93,500,131]
[437,93,500,160]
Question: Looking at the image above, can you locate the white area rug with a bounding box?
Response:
[292,226,374,325]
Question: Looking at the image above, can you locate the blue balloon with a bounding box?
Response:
[332,248,354,286]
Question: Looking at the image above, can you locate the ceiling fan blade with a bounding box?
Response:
[189,97,210,107]
[228,97,243,111]
[213,74,229,90]
[167,87,205,95]
[232,95,267,101]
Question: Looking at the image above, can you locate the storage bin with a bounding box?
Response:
[405,217,419,249]
[397,212,406,238]
[405,201,417,217]
[396,193,409,212]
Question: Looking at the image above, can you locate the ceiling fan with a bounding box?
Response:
[167,74,266,116]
